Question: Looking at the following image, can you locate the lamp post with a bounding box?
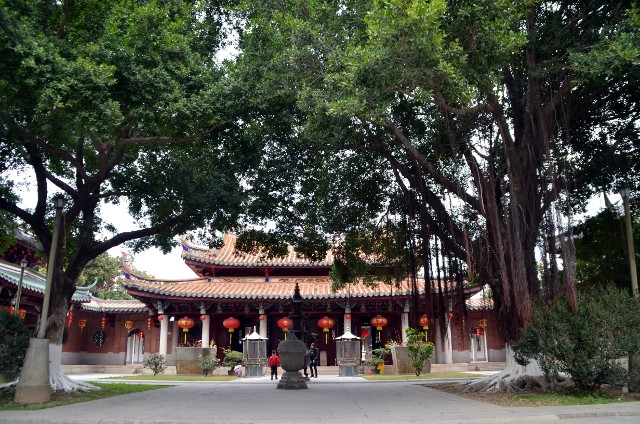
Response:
[619,184,638,298]
[15,193,67,404]
[13,258,28,315]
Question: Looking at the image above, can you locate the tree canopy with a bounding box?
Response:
[231,0,640,339]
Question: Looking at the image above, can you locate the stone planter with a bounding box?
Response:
[176,347,217,375]
[390,346,431,375]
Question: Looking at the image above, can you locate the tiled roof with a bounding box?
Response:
[0,260,91,302]
[123,276,419,300]
[180,232,334,267]
[80,298,147,313]
[465,297,494,310]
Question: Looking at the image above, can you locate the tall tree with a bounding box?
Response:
[0,0,251,390]
[232,0,640,387]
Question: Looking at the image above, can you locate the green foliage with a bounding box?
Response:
[512,288,640,391]
[197,353,220,377]
[366,347,390,369]
[0,309,30,381]
[143,353,166,376]
[405,327,434,376]
[79,253,119,290]
[221,348,243,369]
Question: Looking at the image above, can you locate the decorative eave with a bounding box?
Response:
[0,259,91,303]
[79,298,147,313]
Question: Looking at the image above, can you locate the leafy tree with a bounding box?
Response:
[79,252,119,290]
[232,0,639,347]
[512,288,640,391]
[0,0,251,390]
[404,327,434,377]
[0,308,30,383]
[574,201,640,292]
[143,353,166,376]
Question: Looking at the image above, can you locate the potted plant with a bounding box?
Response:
[366,347,390,374]
[222,347,243,375]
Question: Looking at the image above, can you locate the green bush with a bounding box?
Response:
[513,288,640,391]
[366,347,390,370]
[405,327,434,376]
[222,347,243,370]
[143,353,167,376]
[198,353,220,377]
[0,309,30,381]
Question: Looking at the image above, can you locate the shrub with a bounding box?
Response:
[198,353,220,377]
[513,288,640,391]
[143,353,167,376]
[0,308,30,381]
[405,327,434,376]
[366,347,390,370]
[222,347,243,370]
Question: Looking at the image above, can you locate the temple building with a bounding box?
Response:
[0,232,505,372]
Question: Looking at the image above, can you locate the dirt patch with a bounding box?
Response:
[429,382,640,407]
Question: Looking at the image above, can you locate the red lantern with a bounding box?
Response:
[480,318,487,328]
[360,328,370,339]
[67,311,73,328]
[178,316,195,345]
[277,317,292,339]
[345,314,351,320]
[200,315,207,321]
[419,314,429,342]
[447,312,453,319]
[370,315,388,342]
[259,315,266,321]
[317,316,335,344]
[147,317,152,329]
[18,308,26,319]
[124,320,134,331]
[8,306,14,314]
[101,316,106,330]
[222,317,240,344]
[138,330,144,340]
[157,315,164,321]
[79,319,87,332]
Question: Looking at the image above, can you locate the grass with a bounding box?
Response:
[104,374,238,382]
[0,382,169,411]
[506,389,636,406]
[361,372,486,380]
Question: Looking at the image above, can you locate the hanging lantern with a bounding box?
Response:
[360,328,370,339]
[370,315,388,342]
[259,315,266,321]
[79,319,87,332]
[147,317,152,330]
[317,316,335,344]
[178,316,195,345]
[157,315,164,321]
[200,315,207,322]
[124,320,134,331]
[419,314,429,342]
[480,318,487,328]
[18,308,26,319]
[447,312,453,319]
[138,330,144,340]
[277,317,292,339]
[101,316,106,330]
[66,311,73,328]
[8,306,14,314]
[222,317,240,344]
[345,313,351,320]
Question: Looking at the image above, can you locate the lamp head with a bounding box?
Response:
[20,258,27,268]
[52,193,67,210]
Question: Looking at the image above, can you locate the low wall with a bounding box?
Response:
[390,346,431,374]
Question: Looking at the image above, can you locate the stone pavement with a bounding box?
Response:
[1,374,639,424]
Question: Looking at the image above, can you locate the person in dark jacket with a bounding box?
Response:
[308,343,319,378]
[268,350,281,380]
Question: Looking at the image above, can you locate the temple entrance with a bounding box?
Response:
[126,328,145,364]
[469,327,487,362]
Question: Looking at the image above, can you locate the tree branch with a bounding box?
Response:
[117,125,221,146]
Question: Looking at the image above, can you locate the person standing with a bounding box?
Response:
[308,343,319,378]
[268,350,281,380]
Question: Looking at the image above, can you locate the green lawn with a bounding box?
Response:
[0,382,169,410]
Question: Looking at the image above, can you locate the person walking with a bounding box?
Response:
[308,343,319,378]
[268,350,281,380]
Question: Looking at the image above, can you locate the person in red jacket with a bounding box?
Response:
[268,350,281,380]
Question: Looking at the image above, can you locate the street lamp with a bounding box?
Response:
[15,193,67,404]
[13,258,28,316]
[618,183,638,298]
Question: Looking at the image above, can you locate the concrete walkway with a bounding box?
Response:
[1,375,639,424]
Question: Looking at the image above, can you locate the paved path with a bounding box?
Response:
[1,375,639,424]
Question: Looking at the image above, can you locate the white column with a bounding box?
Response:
[259,306,267,337]
[159,314,168,355]
[343,302,351,332]
[172,320,179,350]
[445,316,453,364]
[401,300,410,345]
[201,315,211,347]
